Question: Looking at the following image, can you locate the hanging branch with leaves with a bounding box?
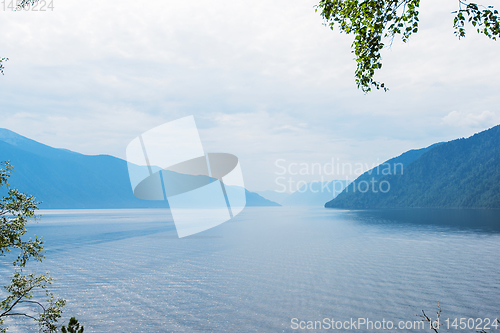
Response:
[0,58,7,75]
[316,0,500,93]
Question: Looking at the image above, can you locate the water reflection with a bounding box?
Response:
[342,208,500,234]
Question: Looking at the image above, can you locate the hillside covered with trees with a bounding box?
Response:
[326,125,500,209]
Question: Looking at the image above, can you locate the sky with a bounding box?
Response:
[1,0,499,192]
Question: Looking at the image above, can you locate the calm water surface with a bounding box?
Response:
[1,207,499,332]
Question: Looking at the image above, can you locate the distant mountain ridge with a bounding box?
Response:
[0,128,278,209]
[255,190,290,205]
[326,125,500,209]
[280,180,349,207]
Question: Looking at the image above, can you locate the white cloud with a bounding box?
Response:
[1,0,499,190]
[442,110,500,129]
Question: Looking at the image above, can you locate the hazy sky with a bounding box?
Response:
[1,0,499,191]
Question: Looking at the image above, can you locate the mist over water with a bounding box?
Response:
[1,207,499,332]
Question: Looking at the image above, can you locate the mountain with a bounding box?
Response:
[326,125,500,209]
[244,190,280,206]
[0,128,279,208]
[281,180,350,207]
[255,190,290,204]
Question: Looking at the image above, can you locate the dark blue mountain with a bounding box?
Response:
[326,125,500,209]
[0,128,278,208]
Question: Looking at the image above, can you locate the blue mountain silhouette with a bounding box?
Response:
[0,128,278,208]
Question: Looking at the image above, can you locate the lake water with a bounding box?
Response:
[1,207,499,332]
